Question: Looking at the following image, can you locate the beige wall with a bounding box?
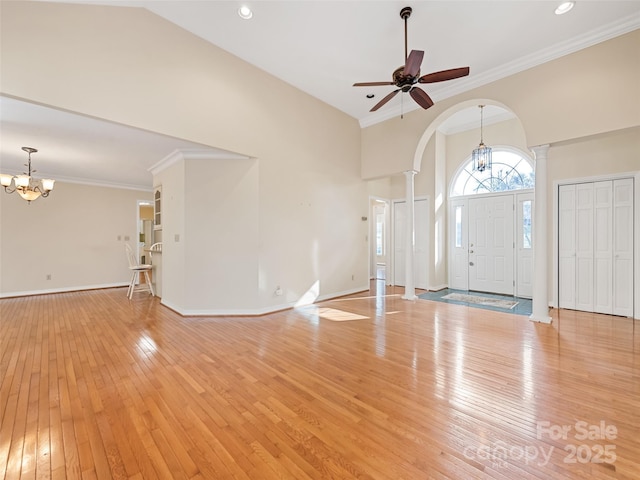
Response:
[1,2,637,313]
[0,1,368,311]
[0,182,152,296]
[548,127,640,181]
[140,205,153,221]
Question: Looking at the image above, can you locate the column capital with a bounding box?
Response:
[529,144,550,159]
[403,170,419,177]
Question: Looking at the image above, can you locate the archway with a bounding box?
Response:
[406,99,540,306]
[412,99,520,172]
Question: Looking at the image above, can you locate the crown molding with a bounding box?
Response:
[359,12,640,129]
[148,148,251,176]
[0,168,153,192]
[54,176,153,191]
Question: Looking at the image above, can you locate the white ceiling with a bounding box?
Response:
[0,96,232,190]
[2,1,639,190]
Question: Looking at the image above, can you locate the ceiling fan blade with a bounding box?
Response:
[353,81,395,87]
[370,89,400,112]
[404,49,424,78]
[409,87,434,110]
[418,67,470,84]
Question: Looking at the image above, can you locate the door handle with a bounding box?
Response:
[469,250,474,254]
[469,261,474,266]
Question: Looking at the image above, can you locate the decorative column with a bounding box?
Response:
[403,170,418,300]
[530,145,552,323]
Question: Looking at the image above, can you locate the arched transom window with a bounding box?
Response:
[451,148,534,197]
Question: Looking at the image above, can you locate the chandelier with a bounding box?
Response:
[0,147,55,203]
[472,105,492,173]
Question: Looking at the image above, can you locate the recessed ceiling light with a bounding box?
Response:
[238,5,253,20]
[555,1,575,15]
[366,94,375,99]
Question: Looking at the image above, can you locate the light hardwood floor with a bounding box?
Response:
[1,281,639,479]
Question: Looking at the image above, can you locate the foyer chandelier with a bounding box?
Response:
[472,105,492,173]
[0,147,55,203]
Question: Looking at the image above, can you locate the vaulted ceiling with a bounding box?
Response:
[2,1,638,189]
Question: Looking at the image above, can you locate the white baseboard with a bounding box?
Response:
[0,282,128,299]
[161,285,371,317]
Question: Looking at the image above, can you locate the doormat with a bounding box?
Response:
[442,293,518,310]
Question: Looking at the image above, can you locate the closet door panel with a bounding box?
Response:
[558,185,576,310]
[575,183,594,312]
[613,178,634,317]
[593,181,613,314]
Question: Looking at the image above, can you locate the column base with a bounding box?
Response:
[402,294,418,301]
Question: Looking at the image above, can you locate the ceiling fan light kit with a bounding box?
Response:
[0,147,55,203]
[353,6,470,113]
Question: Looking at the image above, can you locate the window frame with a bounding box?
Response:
[449,146,535,198]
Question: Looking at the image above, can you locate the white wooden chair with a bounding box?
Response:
[148,242,162,259]
[125,243,154,299]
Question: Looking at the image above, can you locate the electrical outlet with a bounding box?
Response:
[351,274,355,281]
[46,274,52,280]
[175,234,180,242]
[117,235,121,241]
[124,235,130,241]
[275,286,283,296]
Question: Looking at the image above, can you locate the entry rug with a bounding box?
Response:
[442,293,518,310]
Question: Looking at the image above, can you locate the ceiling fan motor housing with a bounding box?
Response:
[393,66,419,91]
[352,5,469,112]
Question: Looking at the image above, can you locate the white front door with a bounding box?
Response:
[468,195,515,295]
[392,198,429,289]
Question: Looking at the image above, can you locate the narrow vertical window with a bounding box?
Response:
[522,200,532,248]
[455,206,462,248]
[376,211,385,255]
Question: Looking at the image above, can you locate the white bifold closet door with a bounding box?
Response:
[558,178,634,316]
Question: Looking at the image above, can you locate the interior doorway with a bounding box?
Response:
[370,198,390,281]
[137,200,154,265]
[392,197,429,289]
